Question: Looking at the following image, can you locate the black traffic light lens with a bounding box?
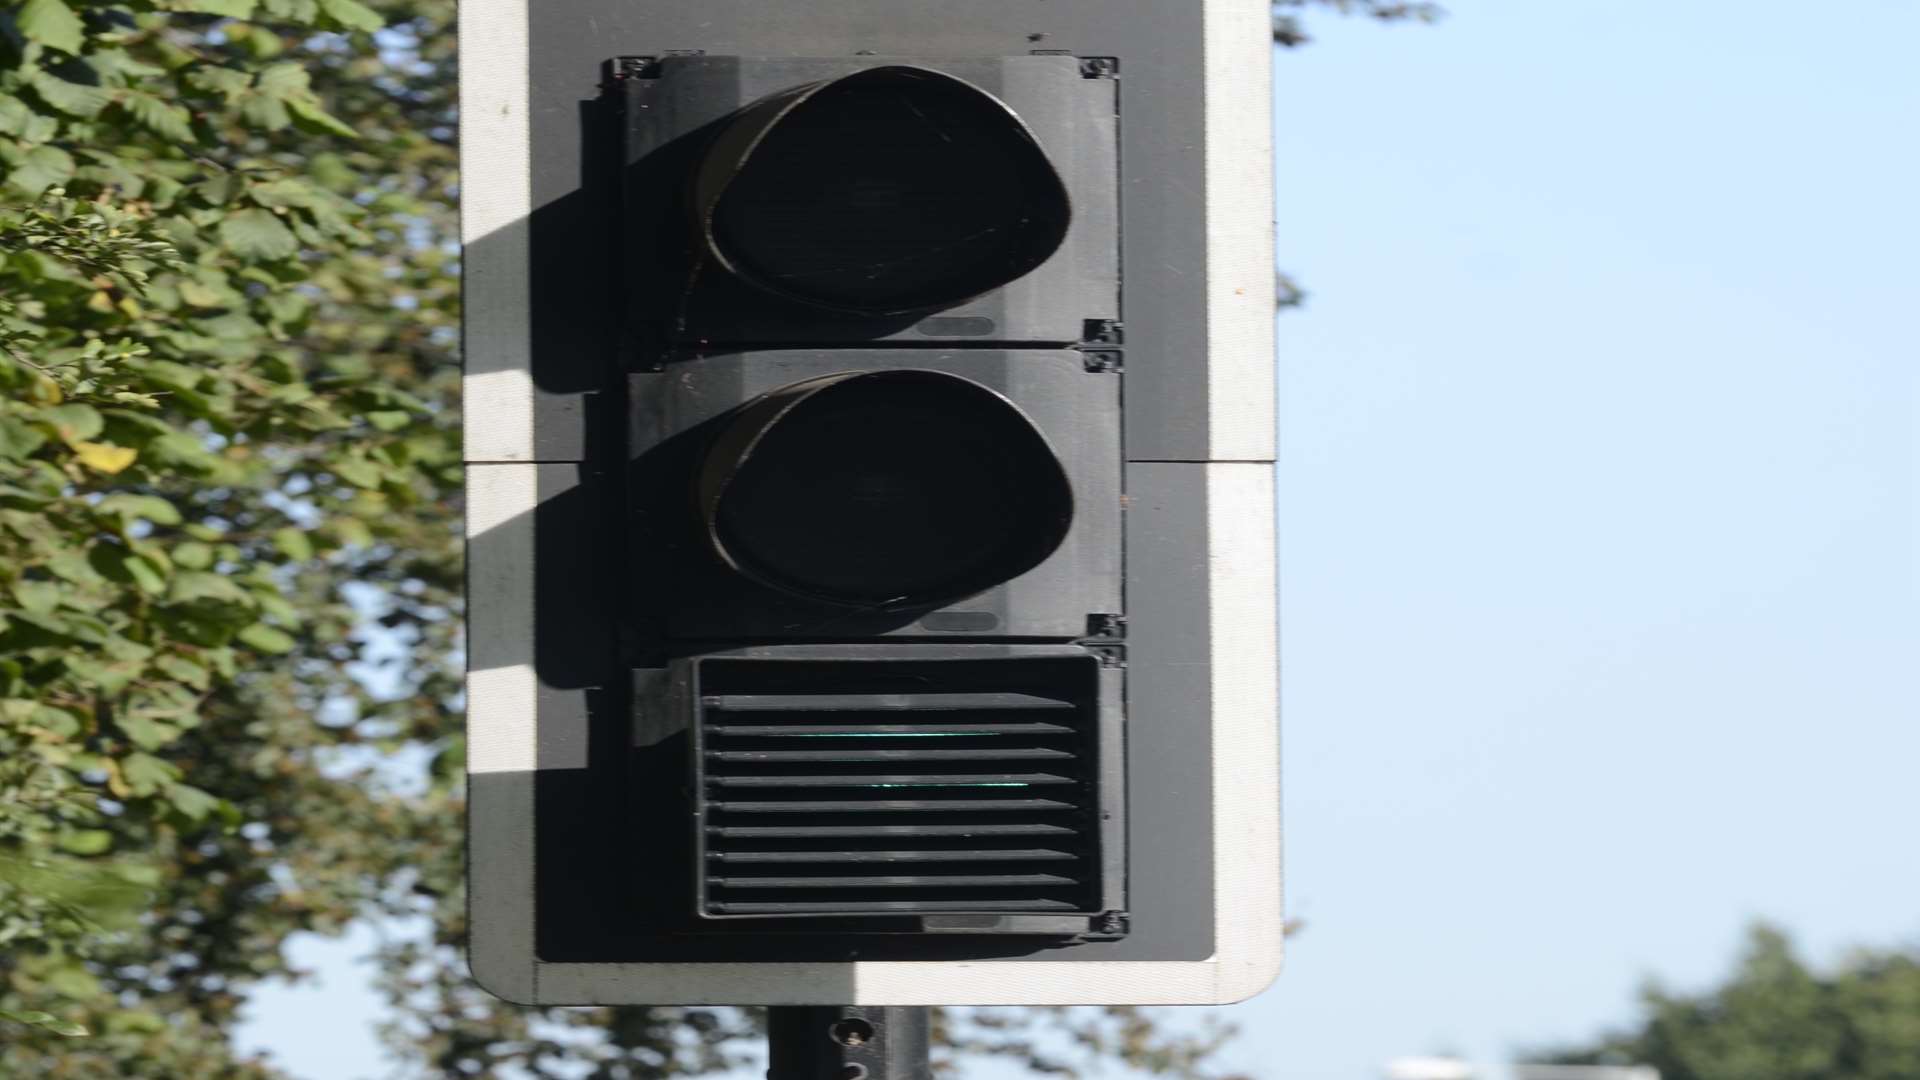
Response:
[698,371,1074,609]
[697,67,1073,316]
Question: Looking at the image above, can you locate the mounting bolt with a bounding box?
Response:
[613,55,662,79]
[1082,318,1124,345]
[1081,349,1122,373]
[1080,56,1119,79]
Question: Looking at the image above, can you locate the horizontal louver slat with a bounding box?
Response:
[712,899,1081,914]
[707,721,1074,737]
[711,873,1080,889]
[707,747,1074,763]
[708,823,1079,839]
[711,849,1076,864]
[710,772,1075,789]
[695,658,1103,923]
[710,798,1077,813]
[704,692,1073,712]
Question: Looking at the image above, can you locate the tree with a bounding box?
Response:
[2,0,1419,1074]
[1538,923,1920,1080]
[1,0,463,1071]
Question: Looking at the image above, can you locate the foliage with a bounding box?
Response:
[0,0,461,1067]
[2,0,1403,1075]
[1273,1,1444,46]
[1539,923,1920,1080]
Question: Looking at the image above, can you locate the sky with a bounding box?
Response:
[239,2,1920,1077]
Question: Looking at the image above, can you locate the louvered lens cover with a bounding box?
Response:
[692,655,1116,933]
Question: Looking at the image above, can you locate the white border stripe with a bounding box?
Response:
[466,464,538,774]
[459,0,535,462]
[465,459,541,1002]
[1205,0,1278,462]
[1202,461,1283,999]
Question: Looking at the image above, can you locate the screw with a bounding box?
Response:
[830,1018,875,1047]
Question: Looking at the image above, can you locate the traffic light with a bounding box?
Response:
[463,0,1279,1007]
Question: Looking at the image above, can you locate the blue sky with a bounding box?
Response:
[1222,1,1918,1075]
[239,2,1919,1077]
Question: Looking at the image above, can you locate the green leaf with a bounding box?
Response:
[165,783,224,823]
[96,493,183,527]
[327,516,374,548]
[176,278,228,308]
[0,416,51,457]
[238,91,292,130]
[44,965,104,1001]
[29,704,84,738]
[121,92,198,144]
[64,654,141,695]
[236,623,295,653]
[255,63,312,98]
[172,0,259,15]
[246,177,319,209]
[172,540,214,569]
[0,95,34,135]
[317,0,382,30]
[252,591,300,628]
[142,431,218,473]
[103,1010,167,1035]
[47,549,106,585]
[154,653,209,689]
[121,752,180,795]
[332,458,382,489]
[271,525,313,561]
[218,207,299,260]
[117,712,178,751]
[27,71,113,118]
[6,145,76,198]
[87,543,166,594]
[285,96,358,139]
[0,1008,88,1038]
[100,632,152,662]
[0,483,54,510]
[16,0,86,55]
[124,554,167,595]
[0,851,155,930]
[167,570,255,612]
[41,403,103,442]
[203,645,236,680]
[238,24,285,58]
[12,579,63,614]
[187,64,254,100]
[55,830,113,856]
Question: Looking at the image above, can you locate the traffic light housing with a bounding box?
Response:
[464,0,1279,1006]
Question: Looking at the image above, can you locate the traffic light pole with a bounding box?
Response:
[768,1006,931,1080]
